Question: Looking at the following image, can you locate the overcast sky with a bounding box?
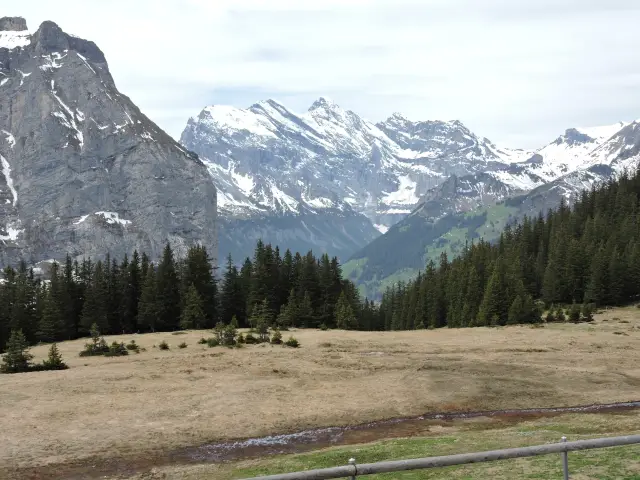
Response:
[11,0,640,148]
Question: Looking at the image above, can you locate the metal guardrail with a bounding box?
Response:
[239,434,640,480]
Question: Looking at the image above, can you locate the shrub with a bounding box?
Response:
[555,307,566,323]
[79,337,109,357]
[581,303,595,322]
[158,341,170,350]
[222,324,237,346]
[237,333,245,344]
[206,337,219,348]
[271,328,283,344]
[544,310,555,323]
[125,340,140,352]
[244,333,258,344]
[319,323,329,331]
[198,337,208,345]
[104,342,129,357]
[178,342,188,349]
[284,336,300,348]
[41,343,69,370]
[569,303,581,323]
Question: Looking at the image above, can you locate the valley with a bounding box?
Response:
[2,306,639,479]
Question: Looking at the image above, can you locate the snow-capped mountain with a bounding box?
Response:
[182,97,529,227]
[182,94,636,263]
[345,123,640,300]
[0,17,217,267]
[181,97,533,259]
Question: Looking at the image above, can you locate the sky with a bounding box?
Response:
[11,0,640,148]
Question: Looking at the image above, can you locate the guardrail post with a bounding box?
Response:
[348,457,356,479]
[561,436,569,480]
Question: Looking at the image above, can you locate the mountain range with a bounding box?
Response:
[181,96,640,296]
[2,15,640,294]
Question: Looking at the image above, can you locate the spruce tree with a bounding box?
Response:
[1,329,33,373]
[42,343,68,370]
[156,243,181,331]
[37,287,64,343]
[180,284,206,330]
[138,266,160,332]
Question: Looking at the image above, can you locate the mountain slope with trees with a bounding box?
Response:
[376,167,640,330]
[2,166,639,352]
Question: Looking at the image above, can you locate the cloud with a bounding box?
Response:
[12,0,640,148]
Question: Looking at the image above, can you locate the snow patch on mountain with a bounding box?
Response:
[1,154,18,207]
[0,30,30,50]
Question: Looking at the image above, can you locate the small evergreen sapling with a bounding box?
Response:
[1,330,33,373]
[41,343,68,370]
[284,336,300,348]
[270,328,283,344]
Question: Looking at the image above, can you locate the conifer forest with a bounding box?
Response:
[1,168,640,353]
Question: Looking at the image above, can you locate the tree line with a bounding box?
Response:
[377,168,640,330]
[2,167,639,351]
[0,241,362,352]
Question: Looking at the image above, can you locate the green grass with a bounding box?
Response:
[342,257,368,282]
[228,414,640,479]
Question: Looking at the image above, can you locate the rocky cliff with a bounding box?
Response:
[0,18,217,267]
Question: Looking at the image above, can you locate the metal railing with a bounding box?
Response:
[239,434,640,480]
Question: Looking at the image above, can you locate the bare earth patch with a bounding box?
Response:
[1,307,639,477]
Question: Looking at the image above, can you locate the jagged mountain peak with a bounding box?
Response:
[0,17,217,266]
[0,16,27,32]
[308,96,339,112]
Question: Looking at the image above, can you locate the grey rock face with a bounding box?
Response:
[0,17,27,31]
[0,20,217,267]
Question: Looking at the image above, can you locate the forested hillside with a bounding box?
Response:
[0,242,362,352]
[377,168,640,330]
[2,167,639,351]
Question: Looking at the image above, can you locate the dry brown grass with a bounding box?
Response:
[1,307,639,475]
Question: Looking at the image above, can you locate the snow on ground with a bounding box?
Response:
[202,105,277,138]
[373,224,389,234]
[230,166,255,196]
[0,224,23,242]
[51,89,84,148]
[76,52,96,74]
[577,122,628,141]
[73,214,90,225]
[1,154,18,207]
[0,30,30,49]
[267,183,299,213]
[490,170,543,191]
[305,196,334,209]
[95,212,131,226]
[39,52,66,71]
[2,131,15,149]
[380,175,420,205]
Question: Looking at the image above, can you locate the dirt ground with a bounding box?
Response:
[1,306,639,477]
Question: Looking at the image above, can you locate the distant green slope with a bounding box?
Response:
[344,203,519,299]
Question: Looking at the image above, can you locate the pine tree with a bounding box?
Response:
[138,266,160,332]
[81,261,109,334]
[37,287,64,343]
[180,284,206,330]
[156,243,181,331]
[1,329,33,373]
[507,295,525,325]
[42,343,68,370]
[183,245,218,327]
[335,291,358,330]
